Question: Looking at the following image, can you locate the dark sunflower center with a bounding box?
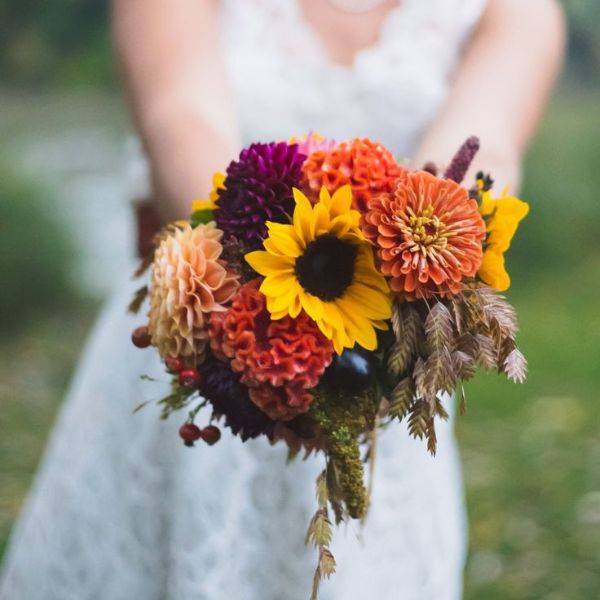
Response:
[295,234,358,301]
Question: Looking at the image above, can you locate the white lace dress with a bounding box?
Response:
[0,1,487,598]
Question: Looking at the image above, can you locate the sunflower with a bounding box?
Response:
[478,187,529,291]
[245,186,391,354]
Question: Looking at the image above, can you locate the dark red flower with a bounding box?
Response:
[199,356,276,441]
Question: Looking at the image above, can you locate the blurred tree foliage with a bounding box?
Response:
[0,0,598,89]
[0,167,79,331]
[564,0,600,81]
[0,0,112,88]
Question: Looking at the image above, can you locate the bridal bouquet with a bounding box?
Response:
[130,134,528,597]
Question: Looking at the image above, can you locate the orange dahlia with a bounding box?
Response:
[362,171,486,300]
[302,138,407,213]
[209,280,334,421]
[148,223,239,359]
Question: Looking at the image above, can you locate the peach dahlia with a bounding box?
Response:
[148,223,239,359]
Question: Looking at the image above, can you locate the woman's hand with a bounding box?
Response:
[414,0,566,193]
[112,0,240,222]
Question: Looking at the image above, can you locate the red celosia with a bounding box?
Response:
[209,280,334,420]
[302,138,407,213]
[248,384,314,422]
[362,171,486,300]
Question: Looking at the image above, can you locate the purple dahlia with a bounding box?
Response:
[200,357,276,441]
[214,142,306,249]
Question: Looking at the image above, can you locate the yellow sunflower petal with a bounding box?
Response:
[355,250,391,293]
[331,331,346,355]
[318,186,333,207]
[345,283,392,320]
[260,273,297,296]
[267,280,301,311]
[311,202,331,238]
[269,309,289,320]
[293,187,312,209]
[262,227,303,257]
[270,232,302,257]
[318,302,349,353]
[329,185,353,218]
[289,294,302,318]
[319,302,341,332]
[245,251,294,276]
[328,214,354,238]
[292,188,314,247]
[266,221,294,235]
[317,319,334,340]
[299,290,324,321]
[336,298,378,351]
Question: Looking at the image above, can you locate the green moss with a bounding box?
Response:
[311,387,378,519]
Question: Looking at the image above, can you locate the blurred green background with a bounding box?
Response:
[0,1,598,598]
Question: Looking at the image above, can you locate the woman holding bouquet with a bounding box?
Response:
[1,1,564,599]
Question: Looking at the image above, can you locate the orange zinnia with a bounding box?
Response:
[362,171,486,300]
[302,138,407,213]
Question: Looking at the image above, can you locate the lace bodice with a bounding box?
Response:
[1,2,487,599]
[221,0,486,154]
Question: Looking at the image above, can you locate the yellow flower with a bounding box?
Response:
[478,188,529,291]
[245,186,392,354]
[191,172,226,212]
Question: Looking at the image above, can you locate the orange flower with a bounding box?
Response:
[302,138,407,213]
[209,280,334,421]
[362,171,486,300]
[148,223,239,359]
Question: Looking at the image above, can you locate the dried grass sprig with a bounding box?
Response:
[503,348,528,383]
[307,470,337,600]
[388,301,422,377]
[385,283,525,456]
[389,377,415,421]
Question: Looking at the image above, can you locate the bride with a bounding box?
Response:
[0,1,563,598]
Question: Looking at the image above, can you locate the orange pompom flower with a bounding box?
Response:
[302,138,407,213]
[148,223,239,360]
[209,280,334,421]
[362,171,486,300]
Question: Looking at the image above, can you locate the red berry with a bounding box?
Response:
[179,423,202,447]
[165,356,185,373]
[179,368,201,388]
[131,326,151,348]
[200,425,221,446]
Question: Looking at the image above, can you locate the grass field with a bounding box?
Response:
[459,89,600,598]
[1,88,599,597]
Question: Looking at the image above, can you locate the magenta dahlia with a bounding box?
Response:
[214,142,306,250]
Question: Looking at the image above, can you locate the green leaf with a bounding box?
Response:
[190,209,215,227]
